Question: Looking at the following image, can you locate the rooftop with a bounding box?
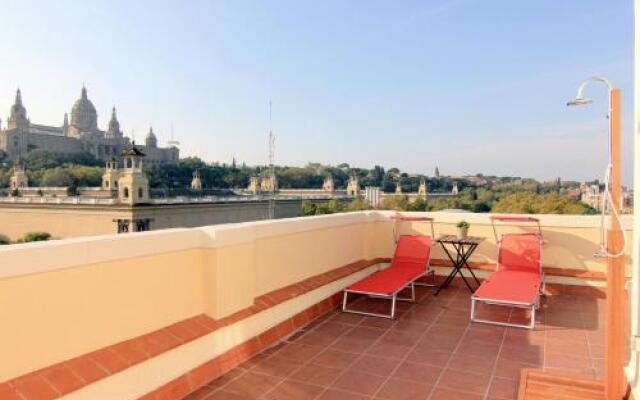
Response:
[182,284,605,400]
[0,211,626,399]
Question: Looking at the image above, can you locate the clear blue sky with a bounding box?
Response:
[0,0,633,182]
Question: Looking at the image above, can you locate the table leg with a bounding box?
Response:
[459,244,481,286]
[452,243,480,292]
[434,243,458,296]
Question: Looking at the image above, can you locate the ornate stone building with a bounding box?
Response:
[0,87,179,165]
[322,175,335,192]
[191,170,202,190]
[346,173,360,196]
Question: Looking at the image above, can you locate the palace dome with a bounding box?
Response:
[145,127,158,148]
[70,86,98,131]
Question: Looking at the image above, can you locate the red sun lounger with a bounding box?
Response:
[342,235,433,319]
[471,232,544,329]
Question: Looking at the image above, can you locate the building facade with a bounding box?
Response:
[0,87,179,165]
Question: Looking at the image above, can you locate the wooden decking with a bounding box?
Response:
[518,369,605,400]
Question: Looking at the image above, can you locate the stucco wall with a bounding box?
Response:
[0,205,128,239]
[0,211,627,385]
[375,211,632,276]
[0,199,303,240]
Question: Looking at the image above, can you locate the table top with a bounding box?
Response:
[436,235,485,245]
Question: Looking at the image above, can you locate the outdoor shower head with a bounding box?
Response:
[567,96,594,107]
[567,76,611,107]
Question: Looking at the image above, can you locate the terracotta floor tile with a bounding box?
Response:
[313,350,359,369]
[295,331,339,347]
[405,348,451,367]
[332,370,387,396]
[165,291,604,400]
[365,341,412,359]
[544,352,592,370]
[275,343,323,362]
[330,336,376,353]
[317,388,370,400]
[208,369,245,389]
[360,316,396,329]
[498,345,543,365]
[448,353,497,375]
[375,377,432,400]
[350,355,401,377]
[313,321,354,336]
[207,390,254,399]
[183,386,217,400]
[487,377,518,400]
[263,380,324,400]
[589,344,605,358]
[429,387,484,400]
[392,319,430,332]
[328,313,366,325]
[437,368,491,395]
[290,363,343,386]
[249,355,303,377]
[378,329,422,347]
[493,359,538,381]
[224,371,282,397]
[391,362,442,384]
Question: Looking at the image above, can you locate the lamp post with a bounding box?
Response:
[568,77,625,399]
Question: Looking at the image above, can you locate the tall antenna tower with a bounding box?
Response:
[268,100,276,219]
[168,122,180,147]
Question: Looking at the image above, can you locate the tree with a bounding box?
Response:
[491,192,592,214]
[381,195,410,211]
[41,167,73,187]
[302,200,317,216]
[17,232,51,243]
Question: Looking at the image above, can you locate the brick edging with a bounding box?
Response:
[139,292,344,399]
[0,258,384,400]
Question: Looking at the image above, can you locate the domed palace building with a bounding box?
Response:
[0,86,178,165]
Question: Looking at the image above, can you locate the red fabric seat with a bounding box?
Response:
[471,232,543,329]
[474,271,540,305]
[343,234,433,318]
[347,269,413,295]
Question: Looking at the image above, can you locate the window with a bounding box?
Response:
[123,187,129,198]
[116,219,129,233]
[138,187,143,198]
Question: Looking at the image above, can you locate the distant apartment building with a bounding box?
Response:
[0,87,178,165]
[579,182,633,213]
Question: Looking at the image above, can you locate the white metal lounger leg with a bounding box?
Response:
[342,289,399,319]
[470,296,477,322]
[530,305,536,329]
[470,297,536,330]
[390,294,397,319]
[397,282,416,302]
[342,290,348,313]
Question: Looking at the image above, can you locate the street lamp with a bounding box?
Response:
[567,76,625,400]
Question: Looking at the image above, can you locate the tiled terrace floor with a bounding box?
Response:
[184,282,605,400]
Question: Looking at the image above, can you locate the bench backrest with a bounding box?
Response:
[497,233,542,275]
